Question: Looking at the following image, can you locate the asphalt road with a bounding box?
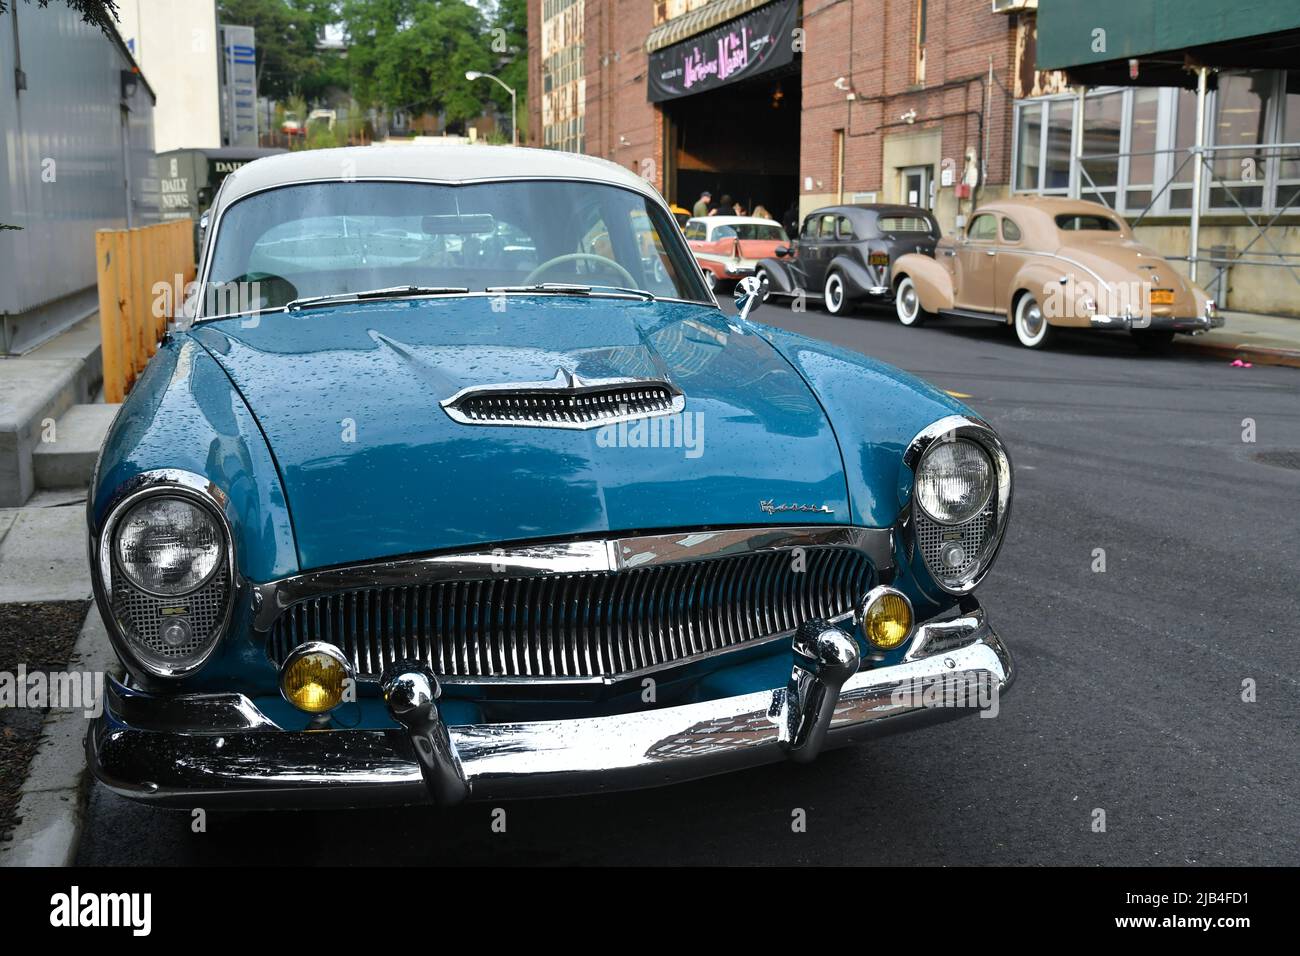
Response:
[77,299,1300,865]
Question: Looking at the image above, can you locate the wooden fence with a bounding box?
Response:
[95,220,196,403]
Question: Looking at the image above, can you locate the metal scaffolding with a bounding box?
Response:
[1072,69,1300,307]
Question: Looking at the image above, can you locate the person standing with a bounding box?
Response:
[692,191,712,218]
[711,194,733,216]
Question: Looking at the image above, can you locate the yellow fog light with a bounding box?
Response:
[858,586,914,650]
[280,642,352,714]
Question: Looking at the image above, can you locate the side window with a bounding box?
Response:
[1001,217,1022,242]
[712,224,738,241]
[967,214,998,241]
[818,214,837,238]
[836,216,856,240]
[801,217,819,239]
[684,222,705,241]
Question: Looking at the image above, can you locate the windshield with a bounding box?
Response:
[202,179,710,315]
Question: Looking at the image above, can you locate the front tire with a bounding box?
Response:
[824,270,851,316]
[894,276,931,327]
[1013,292,1052,349]
[755,266,781,300]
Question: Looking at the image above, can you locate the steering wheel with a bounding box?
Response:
[525,253,638,287]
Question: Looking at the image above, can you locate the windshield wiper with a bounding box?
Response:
[486,282,657,301]
[284,285,470,311]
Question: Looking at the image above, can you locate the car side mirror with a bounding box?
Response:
[734,274,767,320]
[774,245,790,258]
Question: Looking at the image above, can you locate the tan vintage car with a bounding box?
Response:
[891,197,1223,350]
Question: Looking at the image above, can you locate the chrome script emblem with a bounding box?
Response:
[760,500,834,515]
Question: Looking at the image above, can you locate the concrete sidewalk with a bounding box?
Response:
[1175,310,1300,368]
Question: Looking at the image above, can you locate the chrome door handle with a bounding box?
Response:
[985,250,996,257]
[942,249,955,257]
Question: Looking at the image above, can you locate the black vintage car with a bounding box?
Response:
[757,204,941,315]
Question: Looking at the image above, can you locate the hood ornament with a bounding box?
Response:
[441,367,684,430]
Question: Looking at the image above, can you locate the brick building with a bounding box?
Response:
[528,0,1300,314]
[528,0,1027,233]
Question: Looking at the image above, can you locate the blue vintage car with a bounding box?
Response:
[87,146,1014,808]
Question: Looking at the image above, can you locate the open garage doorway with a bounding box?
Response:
[663,64,801,230]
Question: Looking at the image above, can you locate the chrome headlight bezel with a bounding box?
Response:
[902,416,1012,595]
[92,470,237,681]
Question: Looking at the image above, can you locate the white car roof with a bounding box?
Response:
[215,145,664,209]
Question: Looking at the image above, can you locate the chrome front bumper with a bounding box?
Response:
[88,604,1013,808]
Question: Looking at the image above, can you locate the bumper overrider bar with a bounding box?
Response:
[88,603,1012,808]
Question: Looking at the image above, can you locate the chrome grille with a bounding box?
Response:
[267,546,873,682]
[449,383,679,428]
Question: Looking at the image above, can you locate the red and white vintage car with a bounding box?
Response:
[684,215,789,292]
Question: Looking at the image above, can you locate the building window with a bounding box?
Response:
[1209,71,1271,209]
[1015,105,1040,191]
[1126,87,1160,210]
[1013,70,1298,218]
[1279,72,1300,209]
[1080,90,1122,206]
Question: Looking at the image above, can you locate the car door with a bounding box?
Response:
[804,213,837,290]
[786,214,818,290]
[993,215,1028,315]
[835,214,859,267]
[954,213,999,312]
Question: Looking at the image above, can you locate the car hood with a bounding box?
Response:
[192,296,850,571]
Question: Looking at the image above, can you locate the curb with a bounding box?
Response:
[1175,339,1300,369]
[0,607,117,868]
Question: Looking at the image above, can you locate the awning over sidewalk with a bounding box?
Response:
[1036,0,1300,87]
[645,0,772,53]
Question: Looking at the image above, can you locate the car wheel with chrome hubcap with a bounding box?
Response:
[895,276,930,327]
[824,271,850,316]
[1014,292,1051,349]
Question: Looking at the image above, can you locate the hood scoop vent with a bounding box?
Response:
[441,368,684,430]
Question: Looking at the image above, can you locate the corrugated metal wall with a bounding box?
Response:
[0,2,155,346]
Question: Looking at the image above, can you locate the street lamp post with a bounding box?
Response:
[465,70,517,146]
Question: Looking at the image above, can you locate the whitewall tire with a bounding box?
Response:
[824,271,850,315]
[1014,292,1051,349]
[895,277,928,327]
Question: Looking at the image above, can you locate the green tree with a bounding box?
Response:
[486,0,527,140]
[341,0,497,126]
[217,0,342,102]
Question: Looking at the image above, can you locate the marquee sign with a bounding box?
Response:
[647,0,799,103]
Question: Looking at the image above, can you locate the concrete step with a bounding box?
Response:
[31,403,120,490]
[0,313,105,506]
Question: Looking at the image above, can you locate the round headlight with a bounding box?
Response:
[915,440,993,524]
[114,496,223,595]
[281,643,352,714]
[859,586,914,650]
